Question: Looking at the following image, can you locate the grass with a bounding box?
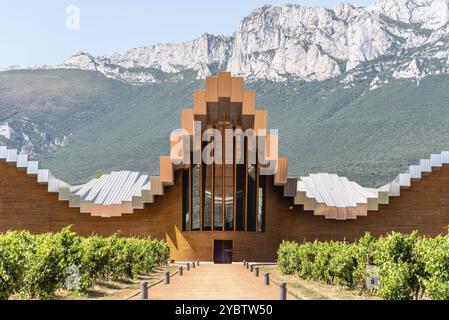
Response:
[257,264,379,300]
[12,264,180,300]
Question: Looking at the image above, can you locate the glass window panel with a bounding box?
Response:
[247,163,257,232]
[224,164,234,231]
[214,163,223,230]
[258,175,266,232]
[235,163,245,231]
[187,124,261,233]
[182,169,190,231]
[202,163,212,231]
[192,164,201,230]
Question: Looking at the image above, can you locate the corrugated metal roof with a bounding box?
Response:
[73,171,150,206]
[37,169,49,183]
[0,146,7,159]
[297,173,370,213]
[441,151,449,163]
[6,149,18,162]
[27,161,39,175]
[431,154,442,167]
[0,146,76,210]
[1,145,158,218]
[16,154,28,168]
[292,150,449,220]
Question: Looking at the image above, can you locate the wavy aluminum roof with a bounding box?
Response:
[0,146,155,218]
[0,146,71,195]
[293,151,449,220]
[71,171,150,205]
[297,174,377,208]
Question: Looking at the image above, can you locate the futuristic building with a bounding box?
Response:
[1,72,449,262]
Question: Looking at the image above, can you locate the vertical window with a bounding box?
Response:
[224,126,234,231]
[191,164,201,230]
[182,169,190,231]
[258,175,266,232]
[214,162,223,231]
[182,124,266,233]
[224,164,234,231]
[247,163,257,232]
[235,163,246,231]
[202,163,213,231]
[235,133,245,231]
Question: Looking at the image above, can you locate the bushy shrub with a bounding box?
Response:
[78,235,111,290]
[376,260,415,300]
[373,232,419,264]
[0,231,34,299]
[372,232,423,300]
[106,236,139,280]
[351,233,375,292]
[295,241,318,279]
[328,242,358,288]
[0,229,170,300]
[311,241,336,283]
[140,238,170,273]
[278,241,299,274]
[416,235,449,300]
[54,227,82,268]
[21,233,66,299]
[277,231,449,300]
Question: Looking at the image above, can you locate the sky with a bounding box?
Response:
[0,0,373,68]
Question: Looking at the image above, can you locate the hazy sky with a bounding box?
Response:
[0,0,373,68]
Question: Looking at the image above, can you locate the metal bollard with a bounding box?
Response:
[179,266,183,276]
[165,271,170,285]
[255,267,259,277]
[186,262,190,271]
[279,282,287,300]
[250,265,254,272]
[264,273,270,285]
[140,281,148,300]
[192,261,196,269]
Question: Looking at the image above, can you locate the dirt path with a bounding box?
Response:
[132,263,296,300]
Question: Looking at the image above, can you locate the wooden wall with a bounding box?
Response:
[1,161,449,262]
[270,167,449,245]
[0,161,181,249]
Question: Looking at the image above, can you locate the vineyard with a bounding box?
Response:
[278,231,449,300]
[0,228,170,300]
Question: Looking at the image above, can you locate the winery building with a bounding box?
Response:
[1,72,449,263]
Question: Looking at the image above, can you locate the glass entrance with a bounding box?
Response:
[181,121,266,232]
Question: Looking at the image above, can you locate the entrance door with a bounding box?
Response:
[214,240,233,264]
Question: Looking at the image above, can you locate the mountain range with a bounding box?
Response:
[1,0,449,187]
[6,0,449,84]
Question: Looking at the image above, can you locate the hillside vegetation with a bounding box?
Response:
[1,69,449,186]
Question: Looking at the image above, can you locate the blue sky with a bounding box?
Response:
[0,0,373,68]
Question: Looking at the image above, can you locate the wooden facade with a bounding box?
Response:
[1,72,449,262]
[1,160,449,261]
